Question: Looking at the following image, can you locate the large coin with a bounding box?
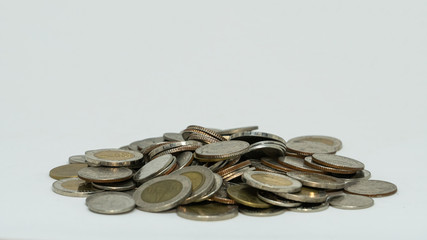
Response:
[239,205,286,217]
[78,167,133,183]
[278,156,324,174]
[242,171,302,193]
[176,202,238,221]
[312,153,364,171]
[287,135,342,154]
[289,202,329,213]
[195,140,250,161]
[52,178,102,197]
[85,149,143,167]
[276,187,327,203]
[230,131,286,144]
[329,194,374,210]
[91,179,136,191]
[344,180,397,197]
[257,190,302,207]
[226,184,271,208]
[171,166,215,204]
[49,163,88,180]
[286,171,346,190]
[133,154,175,183]
[86,192,135,214]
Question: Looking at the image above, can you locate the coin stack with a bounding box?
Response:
[49,125,397,220]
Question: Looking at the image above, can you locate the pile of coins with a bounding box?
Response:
[49,125,397,220]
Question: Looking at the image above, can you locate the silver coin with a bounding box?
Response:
[312,153,364,170]
[78,167,133,183]
[278,156,324,173]
[52,178,103,197]
[133,175,192,212]
[163,132,185,142]
[196,173,223,202]
[119,145,131,150]
[86,192,135,214]
[286,171,346,190]
[304,156,357,175]
[176,151,194,170]
[156,156,177,176]
[276,187,328,203]
[250,160,284,174]
[92,179,136,191]
[239,205,286,217]
[195,140,250,160]
[289,202,329,213]
[218,126,259,135]
[176,202,238,221]
[230,131,286,144]
[85,148,143,167]
[287,135,342,153]
[69,155,87,164]
[133,154,174,183]
[246,141,286,158]
[149,141,202,159]
[257,190,302,207]
[242,171,302,193]
[329,194,374,210]
[330,169,371,183]
[207,160,228,172]
[171,166,215,204]
[344,180,397,197]
[224,167,255,182]
[129,137,164,152]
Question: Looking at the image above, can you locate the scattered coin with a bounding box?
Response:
[86,192,135,214]
[133,154,175,183]
[330,169,371,183]
[85,149,143,167]
[239,205,286,217]
[78,167,133,183]
[230,131,286,144]
[286,137,337,156]
[195,140,250,162]
[196,173,223,202]
[289,202,329,213]
[163,132,185,142]
[304,157,357,175]
[129,137,164,152]
[49,163,88,180]
[286,171,346,190]
[92,179,136,191]
[260,157,295,173]
[278,156,324,174]
[218,126,259,135]
[68,155,87,164]
[52,178,102,197]
[287,135,342,153]
[276,187,328,203]
[329,194,374,210]
[257,190,302,207]
[344,180,397,197]
[226,184,271,208]
[312,153,364,171]
[177,202,238,221]
[209,182,236,205]
[171,166,215,204]
[242,171,302,193]
[175,152,194,170]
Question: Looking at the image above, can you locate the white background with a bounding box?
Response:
[0,1,426,239]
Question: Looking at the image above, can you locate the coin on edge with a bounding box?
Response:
[329,194,374,210]
[52,178,102,197]
[242,171,302,193]
[78,167,133,183]
[49,163,88,180]
[171,166,215,204]
[226,184,271,208]
[177,202,238,221]
[286,171,346,190]
[344,180,397,197]
[239,205,286,217]
[86,192,135,214]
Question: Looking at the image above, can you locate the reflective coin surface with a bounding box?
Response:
[86,192,135,214]
[176,151,194,170]
[171,166,215,204]
[344,180,397,197]
[312,153,364,170]
[49,163,88,180]
[196,173,223,202]
[230,131,286,144]
[278,156,324,174]
[177,202,238,221]
[304,157,357,174]
[133,154,174,183]
[52,178,102,197]
[163,132,185,142]
[239,205,286,217]
[289,202,329,213]
[226,184,271,208]
[242,171,302,193]
[77,167,133,183]
[287,135,342,153]
[218,126,259,135]
[257,190,302,207]
[276,187,328,203]
[195,140,250,161]
[329,194,374,210]
[286,171,346,190]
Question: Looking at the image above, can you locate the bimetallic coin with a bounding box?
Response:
[133,175,192,212]
[230,131,286,144]
[278,156,324,174]
[286,171,346,190]
[289,202,329,213]
[176,152,194,170]
[242,171,302,193]
[78,167,133,183]
[163,132,185,142]
[85,149,143,167]
[329,194,374,210]
[312,153,364,171]
[257,190,302,207]
[239,205,286,217]
[276,187,328,203]
[287,135,342,153]
[177,202,238,221]
[133,154,174,183]
[344,180,397,197]
[226,184,271,208]
[52,178,102,197]
[86,192,135,214]
[195,141,250,161]
[171,166,215,204]
[304,157,357,175]
[218,126,259,135]
[68,155,87,164]
[91,179,136,191]
[49,163,88,180]
[196,173,223,202]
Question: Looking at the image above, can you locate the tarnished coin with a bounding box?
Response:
[69,155,87,164]
[329,194,374,210]
[163,132,185,142]
[245,141,286,158]
[344,180,397,197]
[207,160,228,172]
[230,131,286,144]
[312,153,364,171]
[239,205,286,217]
[176,152,194,170]
[289,202,329,213]
[250,160,284,174]
[278,156,324,174]
[223,167,255,182]
[286,171,346,190]
[183,125,227,141]
[276,187,328,203]
[242,171,302,193]
[92,179,136,191]
[49,163,88,180]
[226,184,271,208]
[257,190,302,207]
[149,141,202,159]
[52,178,102,197]
[287,135,342,153]
[218,126,259,135]
[177,202,238,221]
[85,149,143,167]
[86,192,135,214]
[286,137,338,156]
[261,157,295,172]
[133,154,174,183]
[304,157,357,174]
[330,170,371,183]
[133,175,192,212]
[129,137,164,152]
[209,182,236,205]
[196,173,223,202]
[195,140,250,161]
[171,166,215,204]
[78,167,133,183]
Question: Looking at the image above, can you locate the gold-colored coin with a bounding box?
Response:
[49,163,88,180]
[226,184,271,208]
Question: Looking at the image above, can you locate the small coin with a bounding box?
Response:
[226,184,271,208]
[129,137,164,152]
[78,167,133,183]
[207,160,228,172]
[239,205,286,217]
[289,202,329,213]
[185,125,227,141]
[86,192,135,214]
[85,149,143,167]
[278,156,324,174]
[171,166,215,204]
[188,133,220,144]
[49,163,88,180]
[133,154,175,183]
[195,141,250,161]
[230,131,286,144]
[52,178,102,197]
[175,152,194,170]
[276,187,328,203]
[312,153,364,171]
[287,135,342,154]
[91,179,136,191]
[304,157,357,175]
[177,202,238,221]
[344,180,397,197]
[163,132,185,142]
[286,171,346,190]
[242,171,302,193]
[69,155,87,164]
[329,194,374,210]
[257,190,302,207]
[133,175,192,212]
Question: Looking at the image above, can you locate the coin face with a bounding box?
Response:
[239,205,286,217]
[133,154,174,183]
[304,157,357,174]
[176,202,238,221]
[196,173,223,202]
[289,202,329,213]
[195,140,250,161]
[77,167,133,183]
[312,153,364,171]
[85,149,143,167]
[91,179,136,191]
[246,142,285,158]
[278,156,324,174]
[286,171,346,190]
[276,187,328,203]
[260,157,295,172]
[226,184,271,208]
[344,180,397,197]
[329,194,374,210]
[230,131,286,144]
[242,171,302,193]
[49,163,88,180]
[68,155,87,164]
[330,169,371,183]
[86,192,135,214]
[176,151,194,170]
[287,136,342,153]
[257,190,302,207]
[52,178,102,197]
[171,166,215,204]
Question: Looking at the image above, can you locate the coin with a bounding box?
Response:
[209,182,236,205]
[133,175,192,212]
[78,167,133,183]
[239,205,286,217]
[286,138,337,156]
[195,141,250,162]
[175,152,194,170]
[129,137,164,152]
[217,126,258,135]
[217,160,251,177]
[171,166,215,204]
[188,133,221,144]
[276,187,328,203]
[196,173,223,202]
[230,131,286,144]
[207,160,228,172]
[226,184,271,208]
[185,125,227,141]
[176,202,238,221]
[52,178,102,197]
[330,169,371,183]
[133,154,175,183]
[329,194,374,210]
[257,190,302,207]
[86,192,135,214]
[242,171,302,193]
[85,149,143,167]
[245,141,285,158]
[287,135,342,153]
[69,155,87,164]
[304,157,357,174]
[163,132,185,142]
[289,202,329,213]
[261,157,295,172]
[49,163,88,180]
[344,180,397,197]
[153,145,200,159]
[286,171,346,190]
[92,179,136,191]
[278,156,324,174]
[312,153,364,171]
[250,160,284,174]
[149,141,202,159]
[223,167,255,182]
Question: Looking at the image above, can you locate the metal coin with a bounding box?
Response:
[92,179,136,191]
[49,163,88,180]
[223,167,255,182]
[209,182,236,205]
[289,202,329,213]
[78,167,133,183]
[242,171,302,193]
[163,132,185,142]
[329,194,374,210]
[245,142,285,158]
[286,171,346,190]
[304,157,357,174]
[133,175,192,212]
[287,135,342,153]
[149,141,202,159]
[171,166,215,204]
[68,155,87,164]
[344,180,397,197]
[250,160,284,174]
[217,160,251,177]
[196,173,223,202]
[129,137,164,152]
[261,157,295,172]
[156,156,177,176]
[86,192,135,214]
[312,153,364,171]
[330,169,371,183]
[187,133,220,144]
[152,145,200,159]
[207,160,228,172]
[177,202,238,221]
[175,151,194,170]
[133,154,174,183]
[286,138,337,156]
[184,125,227,141]
[52,178,102,197]
[226,184,271,208]
[195,140,250,161]
[85,149,143,167]
[278,156,324,174]
[257,190,302,207]
[239,205,286,217]
[217,126,259,135]
[230,131,286,144]
[276,187,328,203]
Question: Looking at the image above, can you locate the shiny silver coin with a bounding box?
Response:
[329,194,374,210]
[176,151,194,170]
[133,154,174,183]
[163,132,185,142]
[196,173,223,202]
[239,205,286,217]
[257,190,302,207]
[195,140,250,160]
[217,126,259,135]
[69,155,86,164]
[78,167,133,183]
[171,166,215,204]
[286,171,345,190]
[330,169,371,183]
[344,180,397,197]
[245,141,286,158]
[287,135,342,153]
[276,187,328,203]
[129,137,164,152]
[52,178,103,197]
[207,160,228,172]
[312,153,364,171]
[133,175,192,212]
[86,192,135,214]
[278,156,324,173]
[149,141,202,159]
[85,148,143,167]
[177,202,238,221]
[91,179,136,191]
[289,202,329,213]
[286,141,336,156]
[250,160,284,174]
[242,171,302,193]
[304,156,357,175]
[230,131,286,144]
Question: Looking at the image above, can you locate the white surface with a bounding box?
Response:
[0,0,426,239]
